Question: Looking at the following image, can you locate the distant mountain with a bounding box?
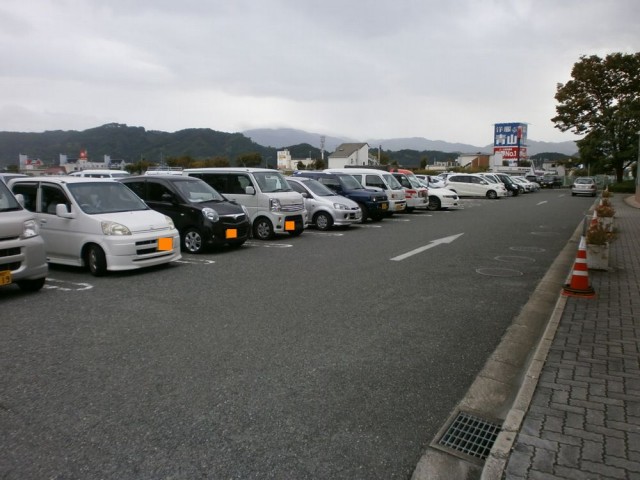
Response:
[243,128,578,156]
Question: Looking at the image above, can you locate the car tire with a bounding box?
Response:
[16,277,46,292]
[86,244,107,276]
[253,217,274,240]
[314,212,333,231]
[183,228,205,253]
[358,204,369,223]
[486,190,498,199]
[427,196,441,211]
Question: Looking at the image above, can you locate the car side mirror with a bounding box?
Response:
[14,193,25,207]
[245,186,255,195]
[56,203,75,218]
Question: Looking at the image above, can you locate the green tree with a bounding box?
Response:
[236,152,262,167]
[312,159,325,170]
[552,52,640,182]
[420,157,428,169]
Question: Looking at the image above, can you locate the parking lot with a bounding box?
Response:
[1,190,596,479]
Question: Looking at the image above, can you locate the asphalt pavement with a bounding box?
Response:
[482,193,640,479]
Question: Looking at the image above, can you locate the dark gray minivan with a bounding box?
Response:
[120,175,251,253]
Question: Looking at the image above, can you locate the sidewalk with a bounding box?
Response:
[500,194,640,479]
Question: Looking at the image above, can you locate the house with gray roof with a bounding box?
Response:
[327,143,371,169]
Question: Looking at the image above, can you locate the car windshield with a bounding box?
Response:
[0,180,22,212]
[69,182,149,214]
[382,173,403,189]
[337,174,363,189]
[174,179,225,203]
[253,172,293,193]
[407,176,423,189]
[302,179,336,196]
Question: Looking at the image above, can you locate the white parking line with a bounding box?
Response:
[174,258,216,265]
[537,201,548,205]
[44,278,93,291]
[244,241,293,248]
[302,231,345,236]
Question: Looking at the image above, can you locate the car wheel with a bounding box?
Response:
[183,228,205,253]
[427,196,441,211]
[314,212,333,231]
[358,204,369,223]
[486,190,498,199]
[16,277,46,292]
[86,244,107,276]
[253,217,274,240]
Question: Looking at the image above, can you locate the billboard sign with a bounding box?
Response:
[494,122,527,165]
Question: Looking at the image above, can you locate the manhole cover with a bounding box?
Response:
[510,246,546,253]
[494,255,536,264]
[438,411,501,460]
[476,268,523,277]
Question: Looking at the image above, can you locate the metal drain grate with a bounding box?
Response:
[438,411,501,460]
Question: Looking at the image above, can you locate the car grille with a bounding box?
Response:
[0,247,21,258]
[281,203,304,212]
[221,214,247,224]
[0,261,21,272]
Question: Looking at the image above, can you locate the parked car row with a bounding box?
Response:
[1,167,548,289]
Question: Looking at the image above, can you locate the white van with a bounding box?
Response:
[69,169,130,178]
[9,177,181,276]
[183,168,307,240]
[0,179,48,291]
[325,168,407,214]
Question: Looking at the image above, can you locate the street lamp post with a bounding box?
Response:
[636,131,640,203]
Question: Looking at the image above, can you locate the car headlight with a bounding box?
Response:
[101,221,131,235]
[22,219,39,238]
[269,198,282,212]
[202,207,219,223]
[333,202,349,210]
[164,215,175,229]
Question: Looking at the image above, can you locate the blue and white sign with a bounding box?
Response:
[494,122,527,147]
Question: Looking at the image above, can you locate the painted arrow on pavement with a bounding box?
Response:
[390,233,464,261]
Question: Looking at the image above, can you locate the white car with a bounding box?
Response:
[69,169,130,178]
[512,176,538,192]
[9,177,181,276]
[444,174,508,199]
[416,178,460,210]
[286,176,361,230]
[415,174,445,188]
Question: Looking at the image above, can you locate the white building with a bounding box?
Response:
[276,149,315,171]
[327,143,371,169]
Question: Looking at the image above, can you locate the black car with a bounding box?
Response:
[540,174,563,188]
[120,175,250,253]
[495,173,522,196]
[292,171,389,221]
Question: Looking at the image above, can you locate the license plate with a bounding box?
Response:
[0,270,12,286]
[285,220,296,231]
[381,203,388,210]
[396,204,404,211]
[225,228,238,239]
[157,237,173,251]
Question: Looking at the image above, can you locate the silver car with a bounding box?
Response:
[286,176,361,230]
[571,177,597,197]
[0,179,48,291]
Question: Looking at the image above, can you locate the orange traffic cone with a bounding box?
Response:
[562,236,595,298]
[589,210,598,229]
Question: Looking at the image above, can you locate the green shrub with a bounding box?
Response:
[608,180,636,193]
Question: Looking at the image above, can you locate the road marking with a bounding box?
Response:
[537,201,548,205]
[44,278,93,291]
[244,241,293,248]
[357,224,383,228]
[390,233,464,261]
[303,231,344,236]
[174,258,216,265]
[387,218,411,222]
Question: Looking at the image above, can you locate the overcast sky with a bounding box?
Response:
[1,0,638,146]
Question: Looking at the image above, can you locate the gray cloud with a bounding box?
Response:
[0,0,638,145]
